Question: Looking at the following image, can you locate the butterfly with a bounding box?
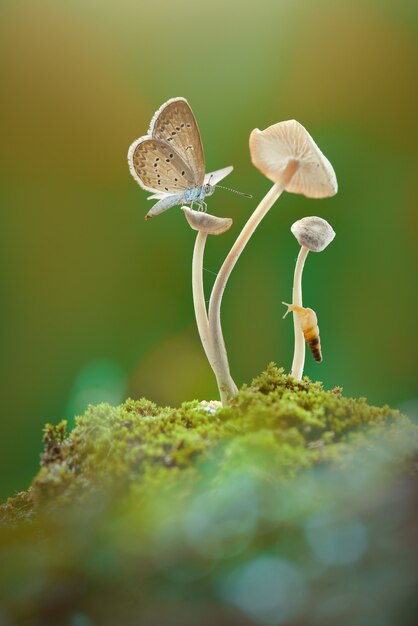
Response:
[127,97,234,220]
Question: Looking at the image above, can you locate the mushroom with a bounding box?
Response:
[182,207,237,404]
[208,120,337,400]
[288,216,335,380]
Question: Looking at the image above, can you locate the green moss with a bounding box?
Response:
[1,364,417,625]
[3,364,415,521]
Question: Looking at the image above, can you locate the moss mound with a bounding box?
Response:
[1,365,417,626]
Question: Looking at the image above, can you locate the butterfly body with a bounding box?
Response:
[128,97,232,219]
[146,184,215,219]
[184,183,215,204]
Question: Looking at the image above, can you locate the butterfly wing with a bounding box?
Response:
[204,166,233,186]
[150,97,205,187]
[147,192,170,200]
[146,165,233,196]
[128,136,195,194]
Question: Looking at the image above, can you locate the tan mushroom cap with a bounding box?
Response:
[249,120,338,198]
[291,216,335,252]
[182,207,232,235]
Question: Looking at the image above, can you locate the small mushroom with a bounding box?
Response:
[287,216,335,380]
[183,208,232,236]
[208,120,337,399]
[182,208,237,404]
[291,215,336,252]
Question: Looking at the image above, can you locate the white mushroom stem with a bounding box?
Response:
[291,245,309,380]
[209,160,300,402]
[184,207,236,405]
[192,231,238,405]
[192,231,214,366]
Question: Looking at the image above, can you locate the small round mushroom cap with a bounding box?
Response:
[291,216,335,252]
[249,120,338,198]
[182,207,232,235]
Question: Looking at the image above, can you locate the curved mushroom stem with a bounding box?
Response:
[211,351,239,406]
[209,160,299,404]
[192,231,214,366]
[192,230,238,405]
[290,245,309,380]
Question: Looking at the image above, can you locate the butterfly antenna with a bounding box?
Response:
[215,185,252,198]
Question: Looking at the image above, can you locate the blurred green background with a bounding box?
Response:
[0,0,417,500]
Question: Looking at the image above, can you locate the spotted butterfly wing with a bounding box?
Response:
[128,136,195,195]
[146,165,234,201]
[128,97,205,196]
[150,97,205,186]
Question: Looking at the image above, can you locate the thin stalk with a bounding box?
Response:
[192,231,238,405]
[290,245,309,379]
[192,231,213,366]
[209,160,299,404]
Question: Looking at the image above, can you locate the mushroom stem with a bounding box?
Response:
[211,349,239,406]
[183,207,235,405]
[192,230,238,405]
[290,245,309,380]
[192,231,214,366]
[209,159,299,403]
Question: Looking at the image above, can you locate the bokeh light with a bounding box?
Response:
[65,358,126,427]
[218,556,307,625]
[305,513,368,566]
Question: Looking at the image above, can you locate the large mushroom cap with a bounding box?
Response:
[182,207,232,235]
[249,120,338,199]
[291,216,336,252]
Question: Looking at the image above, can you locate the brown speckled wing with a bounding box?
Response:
[150,98,205,187]
[130,137,195,194]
